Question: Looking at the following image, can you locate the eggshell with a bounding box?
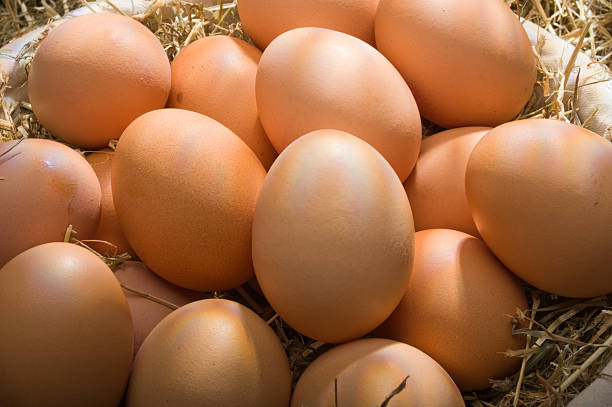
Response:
[0,242,133,407]
[86,149,132,257]
[238,0,380,49]
[28,13,171,148]
[126,299,291,407]
[291,338,465,407]
[404,127,490,236]
[112,109,266,291]
[376,229,528,391]
[0,138,101,267]
[256,27,421,181]
[114,261,208,355]
[465,119,612,297]
[375,0,536,128]
[167,36,277,169]
[252,129,414,343]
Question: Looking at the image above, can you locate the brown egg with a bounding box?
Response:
[375,0,536,128]
[252,130,414,343]
[167,36,277,169]
[86,149,132,257]
[0,138,101,267]
[238,0,380,49]
[466,119,612,297]
[291,338,465,407]
[0,242,133,406]
[126,299,291,407]
[404,127,491,236]
[256,27,421,181]
[112,109,266,291]
[376,229,527,391]
[114,261,207,355]
[28,13,171,148]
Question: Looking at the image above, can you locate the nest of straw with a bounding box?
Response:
[1,1,611,406]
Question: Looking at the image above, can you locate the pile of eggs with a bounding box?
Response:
[1,0,611,405]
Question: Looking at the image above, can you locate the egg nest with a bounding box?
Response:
[1,1,612,406]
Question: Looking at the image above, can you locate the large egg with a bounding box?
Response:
[252,130,414,343]
[256,27,421,181]
[167,36,277,169]
[126,299,291,407]
[28,13,171,148]
[376,229,528,391]
[404,127,490,236]
[375,0,536,128]
[292,338,464,407]
[0,138,101,266]
[0,242,133,406]
[112,109,266,291]
[466,119,612,297]
[238,0,380,49]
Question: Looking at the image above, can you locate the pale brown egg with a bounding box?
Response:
[404,127,491,236]
[376,229,528,391]
[256,27,421,182]
[466,119,612,297]
[375,0,536,128]
[0,242,133,406]
[28,13,171,148]
[112,109,266,291]
[167,35,277,169]
[238,0,380,49]
[126,299,291,407]
[252,129,414,343]
[291,338,465,407]
[0,138,101,267]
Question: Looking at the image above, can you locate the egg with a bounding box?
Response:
[86,149,132,257]
[256,27,421,182]
[252,129,414,343]
[114,261,208,355]
[112,109,266,291]
[167,36,277,169]
[465,119,612,298]
[28,13,171,148]
[291,338,465,407]
[376,229,527,391]
[126,299,291,407]
[404,127,491,237]
[375,0,536,128]
[0,242,133,406]
[0,138,101,267]
[238,0,380,49]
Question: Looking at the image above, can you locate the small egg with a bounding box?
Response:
[126,299,291,407]
[376,229,528,391]
[0,242,133,406]
[292,338,465,407]
[0,138,101,267]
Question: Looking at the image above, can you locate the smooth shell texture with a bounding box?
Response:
[466,119,612,298]
[167,36,277,169]
[404,127,490,237]
[86,149,132,257]
[0,242,133,407]
[112,109,266,291]
[126,299,291,407]
[291,338,465,407]
[376,229,528,391]
[252,130,414,343]
[28,13,170,148]
[0,138,101,267]
[375,0,536,128]
[256,27,421,182]
[238,0,380,49]
[114,261,207,355]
